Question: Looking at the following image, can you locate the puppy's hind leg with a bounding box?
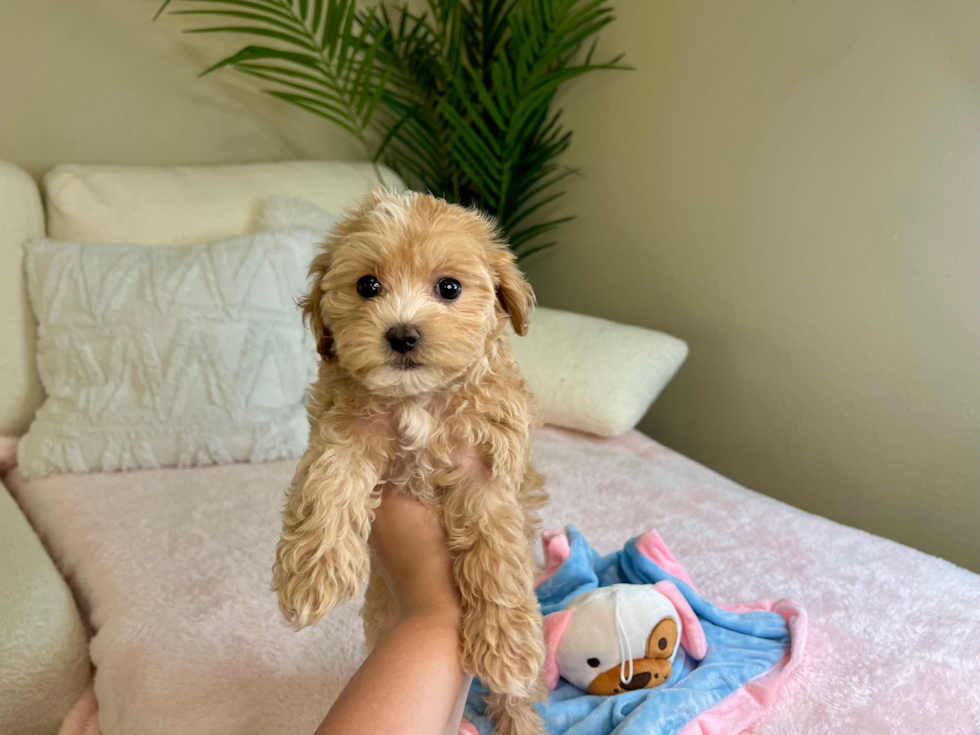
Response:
[361,551,398,651]
[518,465,547,543]
[486,679,547,735]
[443,475,546,735]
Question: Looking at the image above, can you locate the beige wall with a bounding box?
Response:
[0,0,360,179]
[1,1,976,569]
[526,0,980,571]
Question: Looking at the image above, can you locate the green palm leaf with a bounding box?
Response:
[156,0,630,253]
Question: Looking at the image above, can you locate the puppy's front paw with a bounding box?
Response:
[273,530,369,629]
[461,600,545,697]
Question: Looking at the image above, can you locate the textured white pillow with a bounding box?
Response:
[260,194,340,236]
[18,229,322,478]
[509,308,688,437]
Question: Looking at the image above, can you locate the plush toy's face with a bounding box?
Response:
[553,585,683,695]
[585,617,678,695]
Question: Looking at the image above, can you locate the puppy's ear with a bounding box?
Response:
[492,244,535,336]
[298,251,334,360]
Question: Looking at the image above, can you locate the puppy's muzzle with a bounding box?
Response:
[386,324,420,354]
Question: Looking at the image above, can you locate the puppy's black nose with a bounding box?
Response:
[386,325,420,354]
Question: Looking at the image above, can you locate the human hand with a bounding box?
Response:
[369,490,461,620]
[317,490,467,735]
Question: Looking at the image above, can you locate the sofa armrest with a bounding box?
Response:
[0,482,90,735]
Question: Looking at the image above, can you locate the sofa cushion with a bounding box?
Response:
[0,480,89,735]
[43,161,402,246]
[8,427,980,735]
[0,161,45,436]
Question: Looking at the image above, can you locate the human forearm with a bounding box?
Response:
[315,602,464,735]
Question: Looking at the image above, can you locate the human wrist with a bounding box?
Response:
[398,592,462,627]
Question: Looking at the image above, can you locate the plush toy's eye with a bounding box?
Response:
[356,275,382,299]
[587,658,600,668]
[436,277,461,301]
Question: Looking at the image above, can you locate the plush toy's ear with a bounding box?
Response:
[534,529,572,588]
[542,609,575,690]
[653,581,707,660]
[298,251,333,359]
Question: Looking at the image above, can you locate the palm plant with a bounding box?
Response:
[156,0,628,257]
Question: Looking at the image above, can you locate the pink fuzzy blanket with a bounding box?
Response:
[7,427,980,734]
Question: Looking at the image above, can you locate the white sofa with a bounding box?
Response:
[0,161,89,735]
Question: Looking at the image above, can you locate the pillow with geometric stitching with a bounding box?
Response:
[18,228,323,477]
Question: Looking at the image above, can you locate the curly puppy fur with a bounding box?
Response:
[272,189,548,735]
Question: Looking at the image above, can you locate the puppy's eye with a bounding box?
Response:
[587,658,600,668]
[356,275,382,299]
[436,278,461,301]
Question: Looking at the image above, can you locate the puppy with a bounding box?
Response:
[272,189,548,735]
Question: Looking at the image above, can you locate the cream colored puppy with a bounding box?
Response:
[273,190,548,735]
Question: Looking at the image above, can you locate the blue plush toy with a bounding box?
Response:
[460,526,806,735]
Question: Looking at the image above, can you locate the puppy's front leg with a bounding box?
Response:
[273,415,384,629]
[443,466,546,735]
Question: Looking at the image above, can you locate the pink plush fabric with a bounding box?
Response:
[8,427,980,734]
[650,580,707,660]
[58,684,100,735]
[636,529,700,593]
[636,529,800,731]
[542,609,575,690]
[0,435,18,473]
[534,528,572,587]
[680,599,808,735]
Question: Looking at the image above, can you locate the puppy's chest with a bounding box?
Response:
[382,400,455,495]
